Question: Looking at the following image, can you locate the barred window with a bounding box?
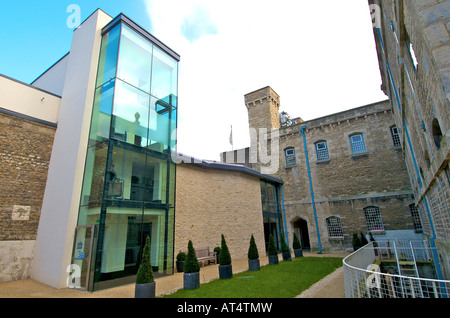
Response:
[364,206,384,232]
[326,216,344,238]
[285,147,296,166]
[390,126,401,147]
[409,204,423,232]
[315,141,329,161]
[350,133,367,154]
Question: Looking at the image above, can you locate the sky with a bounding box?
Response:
[0,0,387,161]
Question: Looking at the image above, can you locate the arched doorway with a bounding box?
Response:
[292,217,310,251]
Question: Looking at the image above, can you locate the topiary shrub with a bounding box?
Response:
[360,232,369,246]
[267,234,278,256]
[136,235,153,284]
[219,234,231,265]
[176,252,186,262]
[184,240,200,273]
[352,233,362,251]
[280,233,289,253]
[293,232,302,250]
[247,234,259,260]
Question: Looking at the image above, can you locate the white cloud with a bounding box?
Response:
[143,0,387,161]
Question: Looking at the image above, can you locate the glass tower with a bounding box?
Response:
[74,15,179,290]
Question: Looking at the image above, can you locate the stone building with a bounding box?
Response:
[0,9,285,291]
[368,0,449,279]
[223,86,420,253]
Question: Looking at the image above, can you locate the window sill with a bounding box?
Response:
[285,164,297,170]
[329,236,344,241]
[370,230,385,235]
[351,153,368,160]
[316,159,330,165]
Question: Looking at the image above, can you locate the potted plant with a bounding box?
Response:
[247,234,260,271]
[267,234,279,265]
[176,251,186,272]
[183,240,200,290]
[218,234,232,279]
[352,232,362,251]
[214,246,221,264]
[293,232,303,258]
[135,235,155,298]
[280,233,291,261]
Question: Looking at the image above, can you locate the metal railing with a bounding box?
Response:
[343,241,450,298]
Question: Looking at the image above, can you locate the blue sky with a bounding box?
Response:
[0,1,388,161]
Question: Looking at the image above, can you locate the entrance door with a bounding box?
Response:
[71,225,97,291]
[293,218,310,250]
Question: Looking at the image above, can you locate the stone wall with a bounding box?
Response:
[275,102,417,252]
[175,163,266,261]
[370,0,450,278]
[0,111,55,281]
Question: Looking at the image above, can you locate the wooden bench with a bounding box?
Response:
[181,246,217,267]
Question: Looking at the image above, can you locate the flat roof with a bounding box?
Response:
[177,154,283,185]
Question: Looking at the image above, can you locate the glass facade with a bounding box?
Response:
[76,18,178,290]
[260,180,284,251]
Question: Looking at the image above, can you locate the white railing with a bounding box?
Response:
[343,241,450,298]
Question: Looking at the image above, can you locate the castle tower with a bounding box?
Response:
[245,86,281,131]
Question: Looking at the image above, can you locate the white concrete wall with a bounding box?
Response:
[31,54,70,97]
[31,10,112,289]
[0,75,60,124]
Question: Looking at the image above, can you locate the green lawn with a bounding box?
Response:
[163,257,343,298]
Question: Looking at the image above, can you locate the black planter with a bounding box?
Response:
[248,259,260,271]
[219,264,233,279]
[184,272,200,290]
[135,281,156,298]
[176,261,185,272]
[282,251,292,261]
[268,254,279,265]
[294,249,303,258]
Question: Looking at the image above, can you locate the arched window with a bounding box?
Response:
[349,133,367,154]
[432,118,443,149]
[364,206,384,232]
[326,216,344,238]
[284,147,296,166]
[315,140,330,161]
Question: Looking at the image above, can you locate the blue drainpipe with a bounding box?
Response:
[301,126,322,254]
[280,185,289,247]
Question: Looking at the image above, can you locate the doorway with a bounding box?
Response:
[292,218,310,250]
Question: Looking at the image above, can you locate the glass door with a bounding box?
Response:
[71,225,97,291]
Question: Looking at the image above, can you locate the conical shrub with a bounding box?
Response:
[219,234,231,265]
[247,234,259,260]
[136,235,153,284]
[184,240,200,273]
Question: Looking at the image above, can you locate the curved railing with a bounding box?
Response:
[343,241,450,298]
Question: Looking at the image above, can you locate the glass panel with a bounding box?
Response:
[148,96,177,153]
[96,24,120,87]
[117,24,153,93]
[78,141,109,223]
[151,46,178,99]
[89,81,115,144]
[111,79,150,147]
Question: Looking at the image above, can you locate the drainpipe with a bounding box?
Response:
[301,126,322,254]
[280,185,289,247]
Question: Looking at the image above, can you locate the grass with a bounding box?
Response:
[163,257,343,298]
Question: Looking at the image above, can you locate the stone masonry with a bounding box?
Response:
[0,111,55,281]
[369,0,450,279]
